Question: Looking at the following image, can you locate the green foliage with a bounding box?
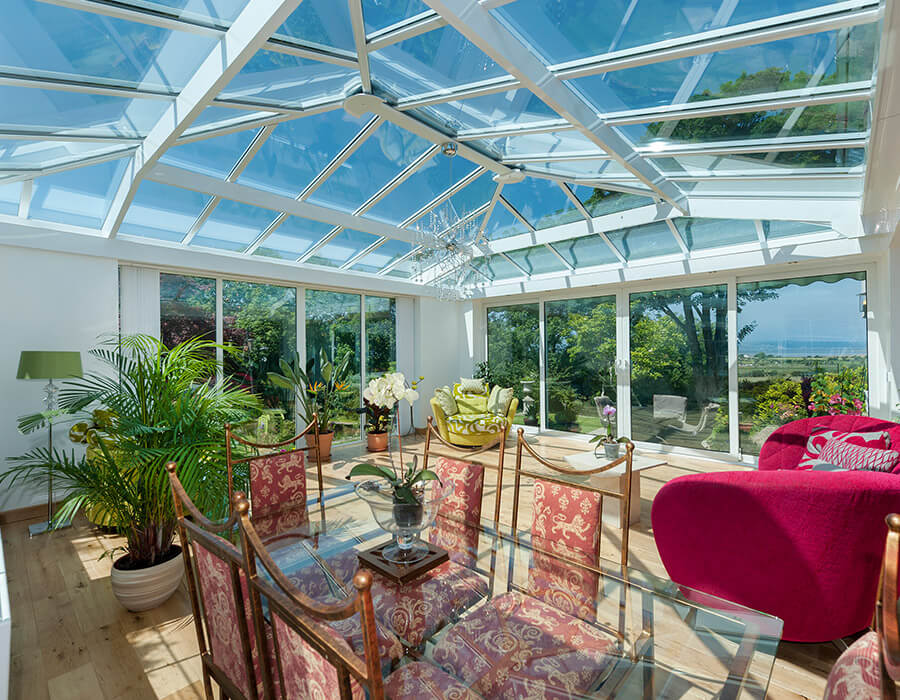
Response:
[268,349,353,433]
[751,378,805,432]
[347,456,440,505]
[3,335,260,568]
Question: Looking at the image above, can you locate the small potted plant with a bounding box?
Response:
[589,404,629,459]
[361,372,419,452]
[269,349,353,459]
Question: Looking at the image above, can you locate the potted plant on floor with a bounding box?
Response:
[268,349,352,460]
[362,372,419,452]
[589,404,629,459]
[3,335,259,611]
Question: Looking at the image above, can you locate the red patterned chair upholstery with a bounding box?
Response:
[226,418,324,539]
[653,415,900,642]
[385,661,485,699]
[431,430,630,699]
[824,514,900,699]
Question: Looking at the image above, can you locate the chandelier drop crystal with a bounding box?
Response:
[411,143,482,301]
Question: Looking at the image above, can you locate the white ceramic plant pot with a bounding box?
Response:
[110,547,184,612]
[603,442,621,460]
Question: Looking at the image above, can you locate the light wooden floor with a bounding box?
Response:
[4,434,841,699]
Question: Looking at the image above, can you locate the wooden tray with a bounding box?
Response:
[357,541,448,584]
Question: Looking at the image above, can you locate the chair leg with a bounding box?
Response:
[201,668,215,700]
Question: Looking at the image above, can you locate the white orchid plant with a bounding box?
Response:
[351,372,438,504]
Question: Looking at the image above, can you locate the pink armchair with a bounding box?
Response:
[652,416,900,643]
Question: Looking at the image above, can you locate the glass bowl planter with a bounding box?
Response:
[354,479,454,563]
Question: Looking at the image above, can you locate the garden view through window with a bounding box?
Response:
[737,272,868,455]
[486,303,540,426]
[630,285,729,452]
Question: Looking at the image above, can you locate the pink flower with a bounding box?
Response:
[602,405,617,418]
[808,403,815,411]
[853,398,864,410]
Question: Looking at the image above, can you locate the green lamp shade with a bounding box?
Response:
[16,351,83,380]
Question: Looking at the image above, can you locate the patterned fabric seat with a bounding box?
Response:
[432,590,620,699]
[248,449,309,539]
[446,412,509,436]
[386,661,486,699]
[823,631,881,699]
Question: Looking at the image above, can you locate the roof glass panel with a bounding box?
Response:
[552,234,619,268]
[274,0,355,52]
[253,216,333,260]
[481,254,524,280]
[191,199,276,251]
[306,228,381,267]
[482,200,529,240]
[0,86,168,138]
[1,0,217,91]
[651,149,866,174]
[369,26,507,99]
[519,160,613,179]
[606,220,680,259]
[476,130,598,160]
[505,245,568,275]
[493,0,838,66]
[238,111,368,197]
[120,181,211,242]
[363,0,430,33]
[571,24,877,113]
[763,219,832,239]
[573,186,656,217]
[412,89,559,134]
[29,157,127,228]
[500,178,583,229]
[220,50,359,107]
[445,170,496,218]
[120,0,247,22]
[0,181,22,216]
[674,217,758,250]
[352,239,415,273]
[184,106,278,134]
[308,121,433,213]
[366,153,475,225]
[619,101,870,146]
[0,141,132,169]
[160,128,260,178]
[385,255,415,279]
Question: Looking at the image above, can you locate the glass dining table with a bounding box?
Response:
[260,482,783,699]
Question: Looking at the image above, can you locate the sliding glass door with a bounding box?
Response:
[486,304,540,426]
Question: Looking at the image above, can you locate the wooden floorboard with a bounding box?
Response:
[4,435,839,699]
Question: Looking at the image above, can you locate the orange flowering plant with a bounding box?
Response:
[268,348,353,434]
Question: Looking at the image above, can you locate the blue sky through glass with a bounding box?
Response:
[0,181,22,216]
[501,178,582,229]
[161,128,260,178]
[191,199,277,252]
[120,181,212,242]
[254,216,333,260]
[29,158,128,229]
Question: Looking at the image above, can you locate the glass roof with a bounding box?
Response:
[0,0,880,288]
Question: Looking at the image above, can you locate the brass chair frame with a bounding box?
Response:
[875,514,900,699]
[511,428,635,570]
[422,415,509,529]
[233,493,386,700]
[225,414,324,518]
[167,463,263,700]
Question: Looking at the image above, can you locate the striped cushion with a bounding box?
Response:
[818,438,900,473]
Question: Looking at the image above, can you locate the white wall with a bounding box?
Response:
[411,297,472,427]
[0,245,118,511]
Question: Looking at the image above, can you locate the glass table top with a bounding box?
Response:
[253,482,783,698]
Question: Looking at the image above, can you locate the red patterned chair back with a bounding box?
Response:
[233,493,386,700]
[167,463,268,700]
[428,457,485,567]
[423,415,508,528]
[825,514,900,700]
[226,415,323,537]
[512,429,635,579]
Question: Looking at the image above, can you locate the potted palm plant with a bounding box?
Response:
[362,372,419,452]
[3,335,259,611]
[268,349,352,459]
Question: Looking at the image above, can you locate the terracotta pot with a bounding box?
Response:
[306,431,334,460]
[110,546,184,612]
[367,432,388,452]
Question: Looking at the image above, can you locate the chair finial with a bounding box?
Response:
[233,491,250,516]
[353,569,373,592]
[166,461,177,474]
[888,513,900,532]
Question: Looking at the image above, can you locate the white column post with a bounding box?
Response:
[727,277,740,458]
[616,289,631,442]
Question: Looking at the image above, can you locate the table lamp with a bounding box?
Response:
[16,351,83,537]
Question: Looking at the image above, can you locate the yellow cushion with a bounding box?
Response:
[453,383,488,414]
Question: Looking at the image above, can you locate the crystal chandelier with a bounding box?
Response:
[411,143,480,301]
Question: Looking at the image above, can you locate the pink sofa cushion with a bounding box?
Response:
[759,416,900,473]
[819,438,900,472]
[798,429,891,469]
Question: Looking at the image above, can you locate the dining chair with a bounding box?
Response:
[225,415,323,539]
[167,462,271,700]
[429,429,636,699]
[824,513,900,700]
[234,492,390,700]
